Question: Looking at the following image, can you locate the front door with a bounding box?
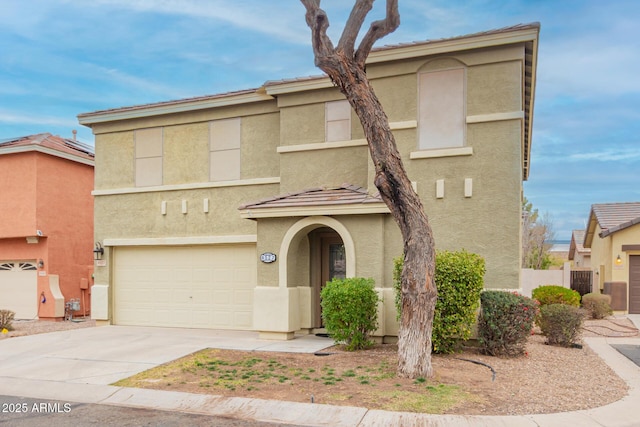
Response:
[311,229,345,327]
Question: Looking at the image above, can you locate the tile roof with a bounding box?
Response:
[591,202,640,238]
[264,23,539,88]
[77,88,258,120]
[0,133,94,162]
[239,184,383,210]
[568,229,590,260]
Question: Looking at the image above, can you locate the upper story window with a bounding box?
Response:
[418,68,465,150]
[325,100,351,142]
[135,127,163,187]
[210,118,241,181]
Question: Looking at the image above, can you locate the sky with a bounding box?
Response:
[1,0,639,241]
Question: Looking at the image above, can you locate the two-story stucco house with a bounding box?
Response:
[0,133,94,320]
[78,23,539,340]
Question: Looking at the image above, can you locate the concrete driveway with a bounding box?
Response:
[0,325,334,386]
[2,322,640,426]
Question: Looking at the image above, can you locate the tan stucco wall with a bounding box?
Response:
[589,224,640,312]
[94,131,134,190]
[611,226,640,283]
[590,224,613,289]
[89,40,529,334]
[163,123,209,185]
[279,146,369,194]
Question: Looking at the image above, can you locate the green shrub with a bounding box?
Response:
[0,309,15,330]
[538,304,585,346]
[532,285,580,308]
[581,293,613,319]
[321,277,379,351]
[394,250,486,353]
[477,291,537,357]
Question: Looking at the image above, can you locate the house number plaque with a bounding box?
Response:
[260,252,277,263]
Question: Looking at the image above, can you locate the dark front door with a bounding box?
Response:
[311,229,345,328]
[629,255,640,314]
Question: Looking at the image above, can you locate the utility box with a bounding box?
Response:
[603,282,627,311]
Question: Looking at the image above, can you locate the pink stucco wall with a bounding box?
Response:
[0,151,94,319]
[0,153,37,237]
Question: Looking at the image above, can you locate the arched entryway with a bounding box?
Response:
[278,216,355,329]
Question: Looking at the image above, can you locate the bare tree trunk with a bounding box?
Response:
[301,0,437,378]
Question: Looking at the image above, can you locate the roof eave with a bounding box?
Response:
[0,145,94,166]
[239,202,390,219]
[78,91,274,126]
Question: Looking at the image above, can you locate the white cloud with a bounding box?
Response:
[80,0,310,44]
[569,149,640,162]
[0,111,77,127]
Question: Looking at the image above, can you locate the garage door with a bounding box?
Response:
[0,261,38,319]
[114,245,256,329]
[630,255,640,314]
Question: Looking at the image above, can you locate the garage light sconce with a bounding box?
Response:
[615,254,623,266]
[93,243,104,260]
[37,259,44,269]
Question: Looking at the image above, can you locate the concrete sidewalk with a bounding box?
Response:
[1,322,639,426]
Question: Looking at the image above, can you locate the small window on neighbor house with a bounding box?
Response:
[325,100,351,142]
[418,68,465,150]
[210,118,241,181]
[135,127,163,187]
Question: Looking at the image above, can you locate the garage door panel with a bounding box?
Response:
[0,262,38,319]
[234,289,252,305]
[114,245,256,329]
[234,311,252,328]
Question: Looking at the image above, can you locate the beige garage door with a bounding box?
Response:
[0,261,38,319]
[114,245,256,329]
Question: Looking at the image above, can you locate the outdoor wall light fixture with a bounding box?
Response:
[615,254,623,266]
[93,242,104,260]
[37,259,44,269]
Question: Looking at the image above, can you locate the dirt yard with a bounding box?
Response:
[114,317,638,415]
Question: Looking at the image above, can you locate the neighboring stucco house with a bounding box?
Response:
[0,133,94,320]
[584,202,640,314]
[569,229,591,268]
[79,24,539,340]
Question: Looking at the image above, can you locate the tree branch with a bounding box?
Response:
[355,0,400,66]
[300,0,335,65]
[337,0,374,58]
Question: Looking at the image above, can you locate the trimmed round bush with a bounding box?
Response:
[581,293,613,319]
[393,250,485,353]
[321,277,379,351]
[538,303,585,346]
[477,291,537,357]
[532,285,580,307]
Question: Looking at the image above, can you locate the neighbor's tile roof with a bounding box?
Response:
[592,202,640,238]
[568,229,590,260]
[239,184,383,210]
[0,133,94,162]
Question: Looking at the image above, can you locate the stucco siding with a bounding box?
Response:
[163,123,209,185]
[280,103,325,146]
[467,61,522,116]
[279,146,369,194]
[371,74,417,123]
[95,131,135,190]
[242,112,280,178]
[94,186,273,241]
[0,152,38,237]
